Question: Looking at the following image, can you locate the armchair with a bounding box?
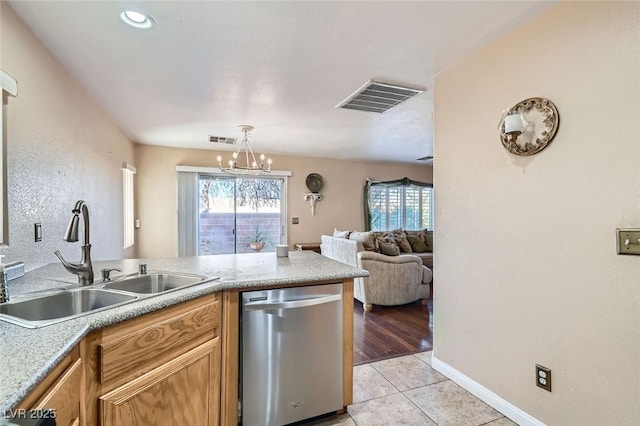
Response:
[321,235,431,312]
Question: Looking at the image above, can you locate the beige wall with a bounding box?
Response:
[434,2,639,425]
[134,144,432,258]
[1,3,135,270]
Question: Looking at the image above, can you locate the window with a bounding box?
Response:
[198,175,285,254]
[122,163,136,248]
[176,166,291,256]
[1,69,18,246]
[365,178,433,231]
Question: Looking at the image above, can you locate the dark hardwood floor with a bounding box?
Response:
[353,298,433,365]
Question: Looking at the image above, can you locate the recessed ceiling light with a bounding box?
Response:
[120,10,155,29]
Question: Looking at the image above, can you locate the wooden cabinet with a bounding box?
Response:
[15,278,352,426]
[100,339,219,426]
[19,346,82,426]
[83,293,221,426]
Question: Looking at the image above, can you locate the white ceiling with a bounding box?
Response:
[8,1,555,164]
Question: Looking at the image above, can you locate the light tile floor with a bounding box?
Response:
[305,352,518,426]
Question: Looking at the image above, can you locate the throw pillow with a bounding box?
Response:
[333,228,351,239]
[374,234,396,253]
[373,230,387,241]
[378,241,400,256]
[373,229,402,240]
[392,230,413,253]
[405,229,426,244]
[349,231,378,251]
[424,231,434,252]
[406,235,428,253]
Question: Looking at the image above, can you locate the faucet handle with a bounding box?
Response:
[139,264,148,275]
[101,268,122,282]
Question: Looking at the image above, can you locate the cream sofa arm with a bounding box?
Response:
[320,235,363,267]
[422,265,433,284]
[357,251,423,266]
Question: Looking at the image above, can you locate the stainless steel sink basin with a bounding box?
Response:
[0,271,216,328]
[0,288,138,328]
[101,272,209,294]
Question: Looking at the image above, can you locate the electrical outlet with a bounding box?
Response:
[292,217,299,225]
[536,364,551,392]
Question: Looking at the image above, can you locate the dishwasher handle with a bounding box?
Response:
[243,293,341,311]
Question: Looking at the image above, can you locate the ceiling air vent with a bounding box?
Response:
[209,135,237,144]
[336,79,425,113]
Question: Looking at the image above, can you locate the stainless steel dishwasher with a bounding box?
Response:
[241,283,343,426]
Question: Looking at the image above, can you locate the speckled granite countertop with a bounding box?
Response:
[0,251,368,413]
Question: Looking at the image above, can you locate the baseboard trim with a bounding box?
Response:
[431,356,546,426]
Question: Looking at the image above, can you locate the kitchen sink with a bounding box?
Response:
[0,271,217,328]
[0,287,138,328]
[101,272,209,294]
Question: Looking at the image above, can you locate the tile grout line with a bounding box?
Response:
[352,354,442,426]
[349,383,401,405]
[352,352,510,426]
[401,387,440,426]
[349,361,403,425]
[477,416,509,426]
[348,352,516,426]
[355,363,402,401]
[348,388,441,426]
[399,377,451,393]
[369,353,449,393]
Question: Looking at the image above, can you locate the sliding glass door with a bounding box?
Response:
[198,175,284,254]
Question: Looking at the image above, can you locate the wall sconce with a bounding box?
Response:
[498,97,559,156]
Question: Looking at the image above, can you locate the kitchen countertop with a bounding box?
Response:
[0,251,368,413]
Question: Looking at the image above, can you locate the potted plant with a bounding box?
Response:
[249,226,272,252]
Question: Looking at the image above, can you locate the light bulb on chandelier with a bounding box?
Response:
[217,125,272,175]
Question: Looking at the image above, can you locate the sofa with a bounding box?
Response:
[321,232,432,312]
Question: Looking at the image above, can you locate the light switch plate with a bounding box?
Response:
[616,228,640,255]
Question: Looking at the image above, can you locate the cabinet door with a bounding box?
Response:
[100,338,220,426]
[31,358,82,426]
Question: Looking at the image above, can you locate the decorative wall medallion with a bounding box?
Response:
[305,173,324,192]
[499,97,559,156]
[304,173,324,216]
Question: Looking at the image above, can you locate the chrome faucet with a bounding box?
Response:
[55,200,94,286]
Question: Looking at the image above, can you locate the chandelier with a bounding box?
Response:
[217,125,272,175]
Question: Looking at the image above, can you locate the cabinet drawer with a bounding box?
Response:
[99,295,220,384]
